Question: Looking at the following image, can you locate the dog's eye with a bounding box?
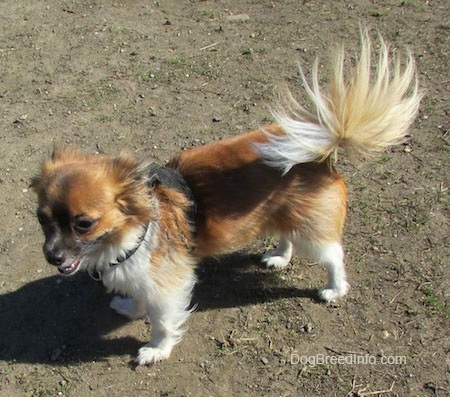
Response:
[73,217,96,234]
[37,209,49,226]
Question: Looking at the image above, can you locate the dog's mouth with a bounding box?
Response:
[58,259,81,275]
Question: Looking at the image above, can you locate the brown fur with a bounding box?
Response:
[169,125,347,258]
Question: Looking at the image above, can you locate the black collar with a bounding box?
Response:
[108,223,149,267]
[88,224,149,281]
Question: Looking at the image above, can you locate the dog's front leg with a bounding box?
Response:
[136,294,192,365]
[110,293,189,364]
[136,268,196,365]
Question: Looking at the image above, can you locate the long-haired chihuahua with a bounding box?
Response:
[32,30,422,365]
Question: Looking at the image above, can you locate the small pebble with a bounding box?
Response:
[226,14,250,23]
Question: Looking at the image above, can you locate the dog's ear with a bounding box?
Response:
[110,155,153,220]
[110,154,147,183]
[30,144,72,193]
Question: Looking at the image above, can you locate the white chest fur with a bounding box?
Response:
[97,222,160,298]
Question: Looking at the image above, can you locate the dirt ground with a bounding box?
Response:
[0,1,449,396]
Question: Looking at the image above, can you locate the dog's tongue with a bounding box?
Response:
[58,260,80,275]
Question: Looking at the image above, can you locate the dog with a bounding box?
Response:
[31,30,422,365]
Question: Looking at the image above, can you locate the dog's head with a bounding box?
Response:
[31,144,153,275]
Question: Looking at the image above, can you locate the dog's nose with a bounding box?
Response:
[44,246,66,266]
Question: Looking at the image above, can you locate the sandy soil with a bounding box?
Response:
[0,1,449,396]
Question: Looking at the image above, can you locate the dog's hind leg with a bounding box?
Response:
[317,242,349,302]
[261,235,293,269]
[288,177,349,302]
[293,238,349,302]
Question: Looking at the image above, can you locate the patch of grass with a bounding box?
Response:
[102,82,120,94]
[369,9,390,18]
[95,114,112,123]
[141,68,160,82]
[420,284,448,316]
[443,141,450,154]
[405,206,431,230]
[297,364,332,379]
[82,90,103,108]
[374,155,391,164]
[436,184,448,208]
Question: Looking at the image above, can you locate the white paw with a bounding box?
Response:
[109,296,144,320]
[261,252,290,269]
[135,345,172,366]
[318,282,350,302]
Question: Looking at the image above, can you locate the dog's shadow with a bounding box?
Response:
[0,252,316,365]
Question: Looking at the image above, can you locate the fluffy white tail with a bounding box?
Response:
[257,29,423,173]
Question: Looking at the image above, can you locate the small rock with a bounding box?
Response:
[13,114,28,124]
[304,323,313,333]
[261,357,269,365]
[226,13,250,23]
